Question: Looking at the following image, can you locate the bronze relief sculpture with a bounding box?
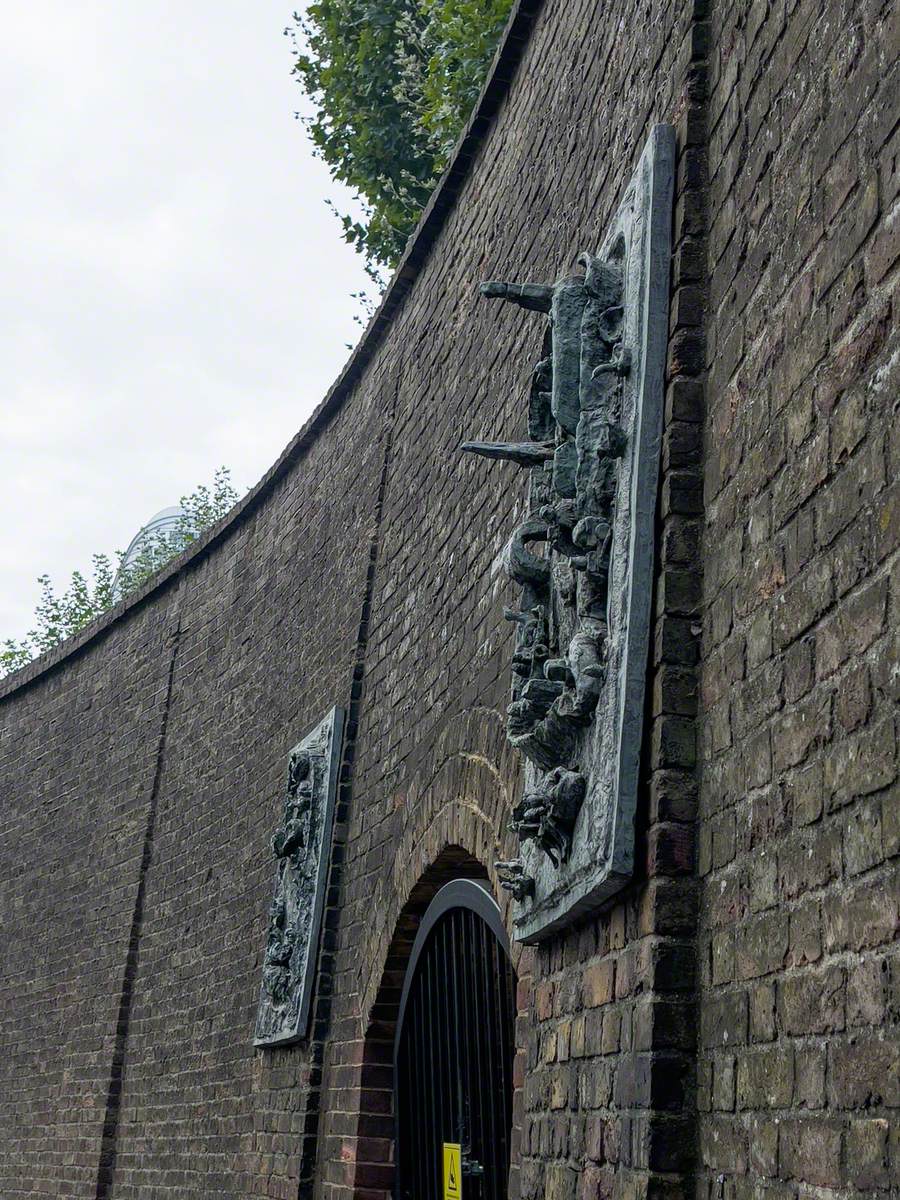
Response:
[466,126,676,940]
[255,709,344,1046]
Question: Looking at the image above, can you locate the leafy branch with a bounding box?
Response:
[289,0,513,278]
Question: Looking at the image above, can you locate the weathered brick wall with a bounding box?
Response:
[0,599,180,1197]
[315,1,710,1196]
[697,0,899,1195]
[0,364,392,1198]
[99,373,394,1199]
[1,0,896,1198]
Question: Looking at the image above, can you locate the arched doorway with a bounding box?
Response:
[394,880,516,1200]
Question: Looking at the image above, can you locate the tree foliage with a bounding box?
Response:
[1,468,239,678]
[291,0,514,277]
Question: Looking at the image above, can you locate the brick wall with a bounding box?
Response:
[313,0,711,1195]
[0,0,896,1198]
[0,352,394,1198]
[0,599,180,1197]
[697,0,899,1196]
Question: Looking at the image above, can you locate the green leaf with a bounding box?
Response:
[290,0,512,275]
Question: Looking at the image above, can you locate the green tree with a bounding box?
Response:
[1,468,240,679]
[291,0,513,278]
[419,0,516,158]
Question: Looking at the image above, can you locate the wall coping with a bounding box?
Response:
[0,0,544,703]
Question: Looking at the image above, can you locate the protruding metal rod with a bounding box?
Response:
[460,440,554,468]
[479,280,553,312]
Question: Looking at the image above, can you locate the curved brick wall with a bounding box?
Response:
[1,2,897,1199]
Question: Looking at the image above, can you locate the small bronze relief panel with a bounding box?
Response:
[464,125,675,941]
[254,707,344,1046]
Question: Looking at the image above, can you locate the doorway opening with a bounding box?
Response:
[394,879,516,1200]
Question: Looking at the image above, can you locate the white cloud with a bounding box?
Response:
[1,1,373,642]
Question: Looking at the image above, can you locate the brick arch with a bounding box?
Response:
[354,706,522,1020]
[350,850,529,1200]
[345,709,532,1199]
[351,847,487,1198]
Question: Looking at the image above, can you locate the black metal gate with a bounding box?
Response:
[394,880,516,1200]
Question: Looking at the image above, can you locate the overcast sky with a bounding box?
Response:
[1,2,372,644]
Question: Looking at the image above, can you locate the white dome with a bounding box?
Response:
[120,505,186,572]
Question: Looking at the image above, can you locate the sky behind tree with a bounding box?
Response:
[1,2,372,644]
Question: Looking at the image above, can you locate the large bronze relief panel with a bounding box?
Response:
[463,126,675,941]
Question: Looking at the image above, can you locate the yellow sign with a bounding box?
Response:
[443,1142,462,1200]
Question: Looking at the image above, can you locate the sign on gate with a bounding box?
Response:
[443,1142,462,1200]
